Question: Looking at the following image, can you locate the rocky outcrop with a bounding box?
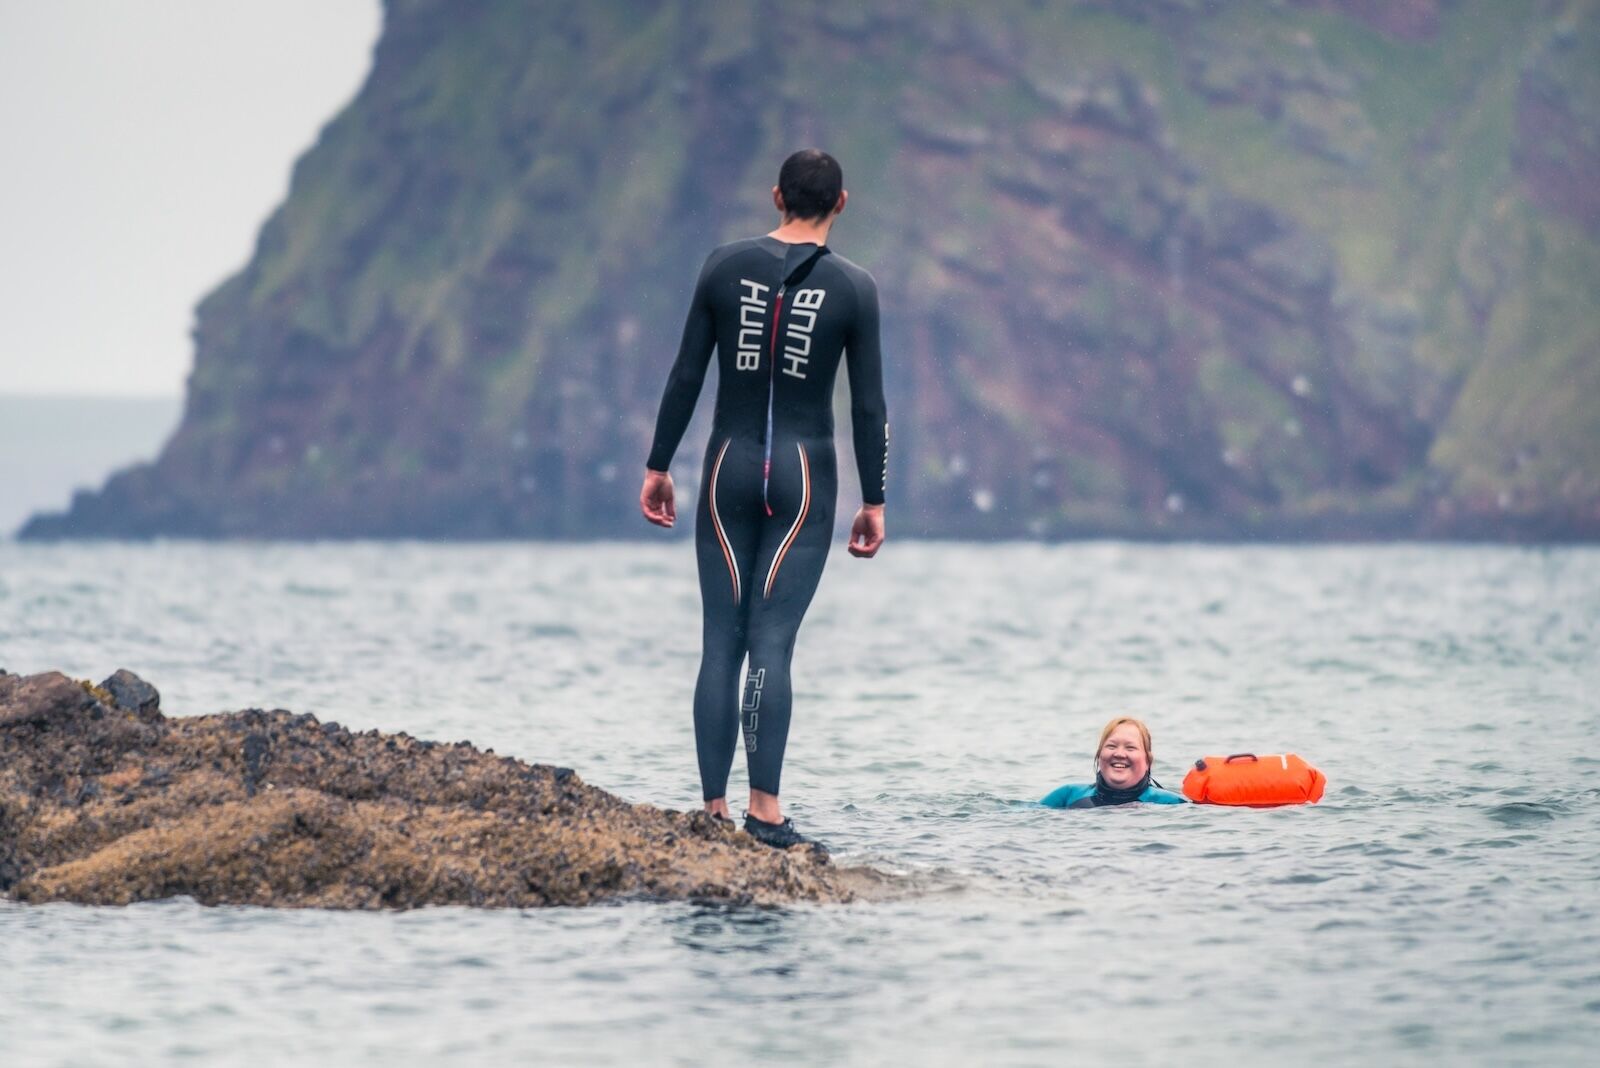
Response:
[0,668,870,908]
[19,0,1600,541]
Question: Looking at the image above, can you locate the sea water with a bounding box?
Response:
[1,541,1596,1066]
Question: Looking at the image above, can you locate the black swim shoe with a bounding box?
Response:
[743,813,826,854]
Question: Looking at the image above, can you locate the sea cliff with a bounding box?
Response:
[22,0,1600,540]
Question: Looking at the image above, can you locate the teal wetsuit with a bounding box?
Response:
[1041,782,1187,808]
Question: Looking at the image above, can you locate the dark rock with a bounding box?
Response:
[0,672,98,728]
[101,669,160,718]
[0,805,18,891]
[242,733,271,797]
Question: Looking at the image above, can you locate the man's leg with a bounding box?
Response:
[740,442,836,822]
[693,438,762,813]
[693,616,745,812]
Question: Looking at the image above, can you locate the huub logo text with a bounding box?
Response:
[741,667,765,752]
[737,279,769,371]
[782,289,826,379]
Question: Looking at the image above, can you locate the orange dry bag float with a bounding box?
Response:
[1182,753,1326,807]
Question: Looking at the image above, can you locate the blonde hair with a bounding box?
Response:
[1096,716,1152,767]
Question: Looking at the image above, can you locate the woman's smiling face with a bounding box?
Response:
[1098,722,1150,788]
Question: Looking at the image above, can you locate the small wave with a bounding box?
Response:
[1485,802,1559,827]
[1302,656,1368,673]
[858,759,926,774]
[510,622,579,639]
[282,582,346,598]
[1460,837,1535,851]
[1393,1022,1437,1048]
[1326,841,1403,857]
[1389,786,1446,803]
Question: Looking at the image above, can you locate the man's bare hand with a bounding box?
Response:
[847,504,885,557]
[640,469,676,528]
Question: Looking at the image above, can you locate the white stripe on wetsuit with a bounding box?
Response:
[709,439,740,604]
[763,443,810,599]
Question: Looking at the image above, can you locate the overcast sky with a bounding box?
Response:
[0,1,381,397]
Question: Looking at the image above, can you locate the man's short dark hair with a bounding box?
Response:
[778,149,843,221]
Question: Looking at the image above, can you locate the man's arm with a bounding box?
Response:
[845,271,888,557]
[647,256,718,473]
[641,256,718,528]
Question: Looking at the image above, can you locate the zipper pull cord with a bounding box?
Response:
[763,286,785,517]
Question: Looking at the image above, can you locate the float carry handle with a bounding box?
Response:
[1183,752,1326,806]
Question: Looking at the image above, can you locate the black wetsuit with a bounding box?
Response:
[647,236,888,801]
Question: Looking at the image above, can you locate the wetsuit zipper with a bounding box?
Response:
[762,285,785,516]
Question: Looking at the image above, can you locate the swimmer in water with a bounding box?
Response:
[1041,716,1187,808]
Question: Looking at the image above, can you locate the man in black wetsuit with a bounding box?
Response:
[639,149,888,850]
